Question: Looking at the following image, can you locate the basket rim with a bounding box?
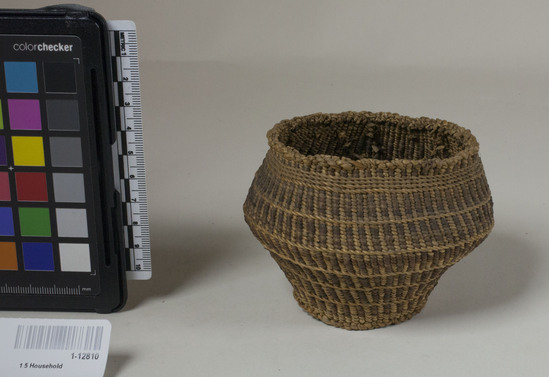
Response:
[267,111,480,171]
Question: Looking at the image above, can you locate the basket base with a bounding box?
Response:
[293,289,429,330]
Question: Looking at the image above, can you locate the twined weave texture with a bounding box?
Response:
[243,112,494,330]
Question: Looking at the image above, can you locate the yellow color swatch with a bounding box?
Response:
[12,136,45,166]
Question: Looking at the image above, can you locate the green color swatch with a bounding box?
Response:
[19,207,51,237]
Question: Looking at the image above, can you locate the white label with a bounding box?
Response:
[0,318,111,377]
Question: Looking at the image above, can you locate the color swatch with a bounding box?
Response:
[22,243,54,271]
[0,242,17,270]
[52,173,85,203]
[0,100,4,129]
[0,36,95,284]
[12,136,45,166]
[0,172,9,201]
[19,208,51,237]
[16,172,48,201]
[49,137,83,167]
[59,243,91,272]
[44,62,77,93]
[0,136,6,165]
[8,99,41,130]
[4,62,38,93]
[46,100,80,131]
[0,208,14,236]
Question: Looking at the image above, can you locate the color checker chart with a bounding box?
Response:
[0,35,101,296]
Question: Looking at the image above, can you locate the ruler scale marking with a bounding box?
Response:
[108,21,152,280]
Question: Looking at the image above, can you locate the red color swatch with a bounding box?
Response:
[15,172,48,202]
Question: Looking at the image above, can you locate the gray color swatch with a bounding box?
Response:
[49,137,83,167]
[46,100,80,131]
[53,173,85,203]
[56,208,88,238]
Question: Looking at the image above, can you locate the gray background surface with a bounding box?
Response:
[2,1,548,376]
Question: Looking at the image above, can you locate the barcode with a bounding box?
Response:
[14,325,104,351]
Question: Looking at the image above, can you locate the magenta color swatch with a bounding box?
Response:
[8,99,42,130]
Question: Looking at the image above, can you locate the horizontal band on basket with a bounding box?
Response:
[256,224,491,270]
[264,150,488,191]
[248,182,493,227]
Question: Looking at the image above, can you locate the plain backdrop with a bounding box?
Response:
[1,1,548,376]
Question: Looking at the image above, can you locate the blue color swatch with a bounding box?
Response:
[0,207,14,236]
[4,62,38,93]
[22,243,55,271]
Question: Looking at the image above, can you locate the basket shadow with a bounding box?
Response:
[123,221,248,310]
[418,231,538,320]
[104,353,133,377]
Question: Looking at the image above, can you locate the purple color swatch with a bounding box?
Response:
[8,99,41,130]
[0,136,6,165]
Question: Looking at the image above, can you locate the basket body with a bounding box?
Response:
[244,112,494,330]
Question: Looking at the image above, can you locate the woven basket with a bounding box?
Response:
[243,111,494,330]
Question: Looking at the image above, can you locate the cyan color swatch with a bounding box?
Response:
[4,62,38,93]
